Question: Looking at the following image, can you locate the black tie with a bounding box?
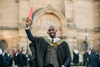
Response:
[52,39,54,43]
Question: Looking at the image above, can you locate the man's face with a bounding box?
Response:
[47,27,57,38]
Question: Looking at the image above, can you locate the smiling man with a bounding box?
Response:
[25,18,71,67]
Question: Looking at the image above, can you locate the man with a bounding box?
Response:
[20,50,28,67]
[0,48,3,66]
[98,57,100,67]
[89,49,98,67]
[73,48,79,66]
[2,50,9,67]
[25,18,71,67]
[83,48,91,67]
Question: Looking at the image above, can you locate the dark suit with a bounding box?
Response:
[2,53,9,67]
[8,55,13,67]
[20,53,27,67]
[14,52,20,67]
[98,58,100,67]
[0,54,3,66]
[89,53,98,67]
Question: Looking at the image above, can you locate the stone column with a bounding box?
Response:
[19,0,30,50]
[65,0,74,24]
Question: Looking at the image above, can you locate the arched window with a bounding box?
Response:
[0,40,8,50]
[81,41,88,50]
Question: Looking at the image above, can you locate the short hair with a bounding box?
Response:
[48,25,57,31]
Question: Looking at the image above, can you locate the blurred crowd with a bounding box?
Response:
[72,48,100,67]
[0,46,100,67]
[0,47,33,67]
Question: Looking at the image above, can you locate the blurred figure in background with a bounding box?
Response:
[79,51,83,66]
[98,57,100,67]
[20,49,28,67]
[2,50,9,67]
[89,49,98,67]
[0,48,3,66]
[28,52,33,67]
[73,48,79,65]
[83,48,91,67]
[14,50,20,67]
[8,53,13,67]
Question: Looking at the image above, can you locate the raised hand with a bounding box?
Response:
[25,17,31,28]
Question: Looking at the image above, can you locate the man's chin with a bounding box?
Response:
[50,35,55,38]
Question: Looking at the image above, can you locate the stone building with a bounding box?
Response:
[0,0,100,57]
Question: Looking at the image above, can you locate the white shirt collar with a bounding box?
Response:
[74,49,79,54]
[47,37,60,43]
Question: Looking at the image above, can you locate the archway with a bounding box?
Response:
[31,5,67,37]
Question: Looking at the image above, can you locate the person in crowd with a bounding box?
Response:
[28,52,33,67]
[14,50,20,67]
[25,18,71,67]
[2,50,9,67]
[79,51,83,66]
[83,48,91,67]
[86,48,92,67]
[98,57,100,67]
[0,48,3,66]
[20,50,28,67]
[95,52,99,58]
[8,53,13,67]
[73,48,79,65]
[12,49,16,60]
[83,50,87,66]
[89,49,98,67]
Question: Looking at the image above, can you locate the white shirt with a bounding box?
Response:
[0,48,2,54]
[74,49,79,54]
[47,37,60,43]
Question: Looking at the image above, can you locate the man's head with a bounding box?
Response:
[47,25,57,38]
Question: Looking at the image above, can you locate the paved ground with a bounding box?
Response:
[13,65,86,67]
[71,66,86,67]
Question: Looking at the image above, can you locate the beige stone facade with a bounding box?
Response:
[0,0,100,57]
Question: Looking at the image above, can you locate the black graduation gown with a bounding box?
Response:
[29,37,71,67]
[73,51,79,64]
[26,29,71,67]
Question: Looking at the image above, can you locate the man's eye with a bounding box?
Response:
[48,29,54,31]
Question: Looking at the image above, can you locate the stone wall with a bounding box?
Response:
[0,0,100,55]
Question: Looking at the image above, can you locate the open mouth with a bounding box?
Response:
[50,33,54,36]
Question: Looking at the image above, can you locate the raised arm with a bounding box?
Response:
[25,18,34,42]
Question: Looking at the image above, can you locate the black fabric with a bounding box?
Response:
[89,53,98,67]
[14,53,20,66]
[44,64,54,67]
[73,51,79,65]
[29,37,71,67]
[29,43,38,67]
[0,54,3,66]
[20,53,27,66]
